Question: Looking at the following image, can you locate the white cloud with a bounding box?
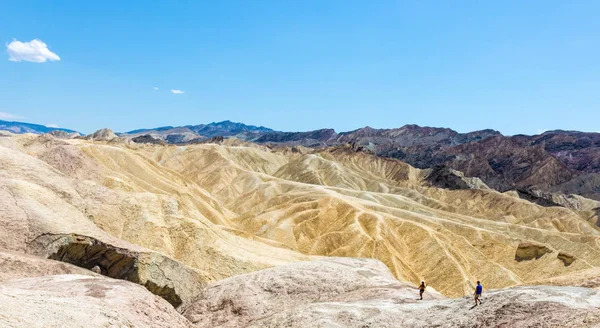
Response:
[537,129,548,134]
[46,123,59,128]
[153,87,159,91]
[171,89,185,94]
[0,112,24,120]
[6,39,61,63]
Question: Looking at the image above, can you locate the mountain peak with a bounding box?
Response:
[87,128,119,141]
[0,119,77,135]
[187,120,275,137]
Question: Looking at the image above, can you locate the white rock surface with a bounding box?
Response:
[183,257,444,327]
[183,258,600,328]
[0,250,95,282]
[0,274,192,328]
[248,285,600,328]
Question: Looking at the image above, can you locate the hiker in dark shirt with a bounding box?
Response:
[418,281,426,300]
[474,281,483,305]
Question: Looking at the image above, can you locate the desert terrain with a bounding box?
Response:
[1,130,600,327]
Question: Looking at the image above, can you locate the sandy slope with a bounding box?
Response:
[0,135,308,281]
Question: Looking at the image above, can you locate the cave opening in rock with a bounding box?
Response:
[47,235,182,308]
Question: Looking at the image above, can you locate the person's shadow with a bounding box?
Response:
[469,304,477,310]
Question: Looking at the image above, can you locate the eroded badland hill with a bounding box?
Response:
[1,130,600,327]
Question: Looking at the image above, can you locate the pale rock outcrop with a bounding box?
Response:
[86,128,120,141]
[0,275,192,328]
[0,250,95,282]
[183,258,600,328]
[0,252,191,327]
[247,285,600,328]
[182,258,445,327]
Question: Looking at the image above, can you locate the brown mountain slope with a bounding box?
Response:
[338,127,600,200]
[248,124,600,201]
[528,130,600,173]
[443,136,576,191]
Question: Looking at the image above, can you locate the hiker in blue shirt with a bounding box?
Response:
[474,281,483,306]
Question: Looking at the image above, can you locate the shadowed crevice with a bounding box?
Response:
[35,234,182,308]
[514,242,553,262]
[557,252,575,266]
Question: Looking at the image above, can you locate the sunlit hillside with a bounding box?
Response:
[2,132,599,298]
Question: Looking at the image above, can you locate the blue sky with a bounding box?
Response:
[1,1,599,134]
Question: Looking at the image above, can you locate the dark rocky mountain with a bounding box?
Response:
[423,165,489,190]
[254,129,337,146]
[122,120,275,143]
[125,126,176,135]
[239,124,600,201]
[341,128,600,201]
[527,130,600,173]
[424,135,575,191]
[131,134,167,145]
[0,120,78,134]
[122,127,199,143]
[337,125,502,147]
[184,120,274,138]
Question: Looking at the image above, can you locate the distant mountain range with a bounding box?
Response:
[0,120,78,134]
[120,122,600,203]
[120,122,504,148]
[3,118,600,202]
[120,120,275,143]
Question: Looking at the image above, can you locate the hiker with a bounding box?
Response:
[474,281,483,305]
[418,281,426,300]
